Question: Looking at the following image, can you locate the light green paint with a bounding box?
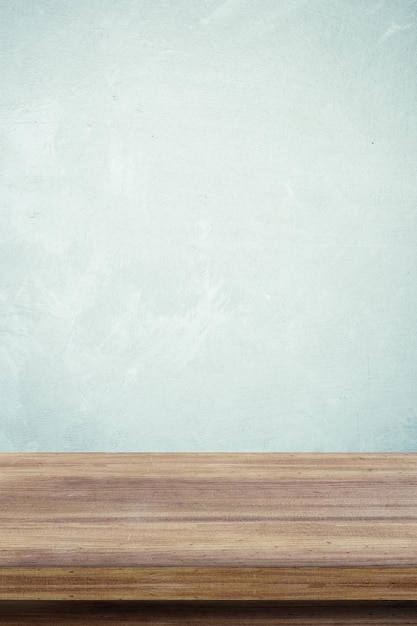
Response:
[0,0,416,451]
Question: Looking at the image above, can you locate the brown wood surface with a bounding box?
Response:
[1,566,417,601]
[0,601,416,625]
[0,453,416,600]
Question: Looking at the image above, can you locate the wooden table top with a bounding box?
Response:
[0,453,416,600]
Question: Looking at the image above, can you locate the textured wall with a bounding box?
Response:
[1,0,416,451]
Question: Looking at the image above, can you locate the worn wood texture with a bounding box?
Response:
[0,453,416,600]
[1,602,417,625]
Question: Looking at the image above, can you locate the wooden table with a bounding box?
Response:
[0,453,416,623]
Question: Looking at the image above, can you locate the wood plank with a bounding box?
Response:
[0,454,416,600]
[0,601,417,625]
[0,567,417,601]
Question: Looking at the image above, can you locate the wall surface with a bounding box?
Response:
[0,0,416,451]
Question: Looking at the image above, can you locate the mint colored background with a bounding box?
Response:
[1,0,416,451]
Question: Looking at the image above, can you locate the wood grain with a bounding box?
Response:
[0,567,416,601]
[0,454,416,600]
[0,602,417,625]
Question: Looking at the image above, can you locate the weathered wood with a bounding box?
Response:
[0,454,416,600]
[0,601,417,624]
